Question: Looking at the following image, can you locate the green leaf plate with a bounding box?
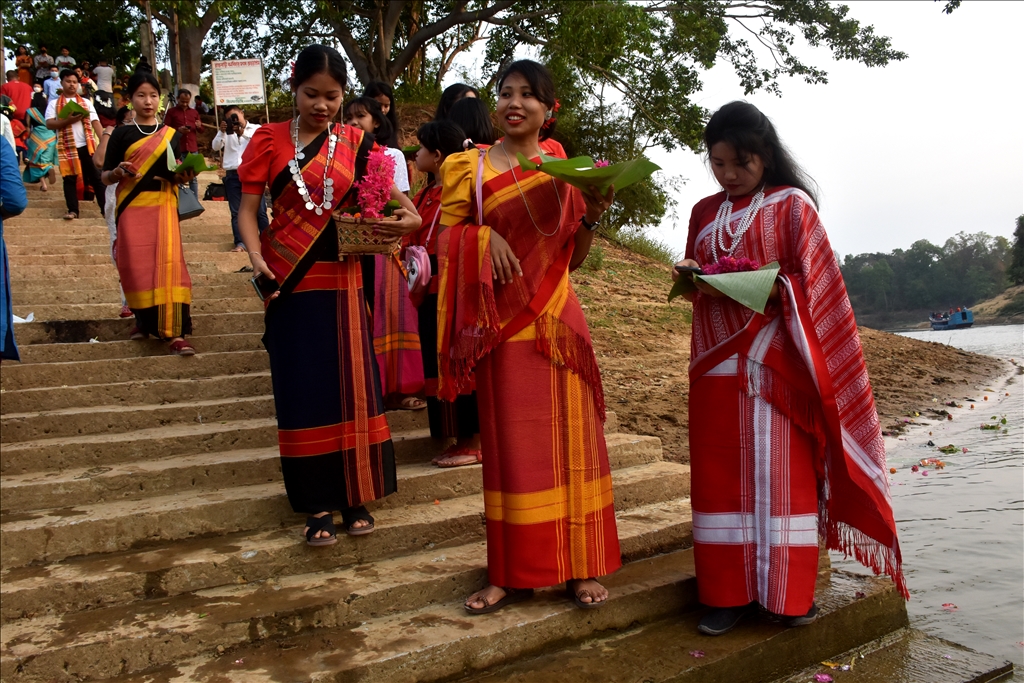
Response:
[516,153,660,193]
[169,152,218,174]
[58,100,89,119]
[668,261,781,315]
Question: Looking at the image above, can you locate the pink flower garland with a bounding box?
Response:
[702,256,759,275]
[353,148,395,218]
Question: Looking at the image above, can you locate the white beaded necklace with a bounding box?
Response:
[132,119,160,137]
[289,118,337,216]
[499,141,562,238]
[711,185,766,261]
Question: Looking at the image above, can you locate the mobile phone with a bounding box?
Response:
[250,273,279,300]
[674,265,704,276]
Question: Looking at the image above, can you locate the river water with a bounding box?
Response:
[834,324,1024,674]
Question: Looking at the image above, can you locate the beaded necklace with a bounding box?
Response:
[499,141,562,238]
[711,185,765,262]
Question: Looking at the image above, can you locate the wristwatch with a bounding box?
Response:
[581,216,599,232]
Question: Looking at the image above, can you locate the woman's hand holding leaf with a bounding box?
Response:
[583,184,614,225]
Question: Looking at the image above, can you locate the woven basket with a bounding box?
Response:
[334,213,401,254]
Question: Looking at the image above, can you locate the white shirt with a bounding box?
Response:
[93,65,115,92]
[212,122,260,170]
[385,146,409,192]
[45,96,99,148]
[0,115,14,152]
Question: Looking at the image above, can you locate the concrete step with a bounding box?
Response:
[0,371,270,414]
[9,283,250,307]
[9,272,254,296]
[12,310,262,345]
[13,332,260,363]
[775,628,1014,683]
[0,426,659,513]
[0,454,680,578]
[0,394,278,443]
[12,296,263,321]
[0,496,693,682]
[2,495,681,631]
[9,260,236,280]
[13,546,904,683]
[453,570,908,683]
[5,231,236,247]
[1,349,269,391]
[4,222,232,237]
[5,242,236,256]
[9,251,250,270]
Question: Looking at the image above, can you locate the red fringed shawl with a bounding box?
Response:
[435,147,604,417]
[687,186,907,598]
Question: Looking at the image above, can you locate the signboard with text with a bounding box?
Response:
[211,59,266,106]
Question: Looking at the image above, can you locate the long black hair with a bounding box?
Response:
[126,70,160,96]
[497,60,557,141]
[704,101,818,204]
[362,81,399,147]
[448,97,495,146]
[344,96,393,147]
[292,44,347,91]
[433,83,479,121]
[416,119,467,185]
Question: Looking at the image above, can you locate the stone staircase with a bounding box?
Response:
[0,175,1010,683]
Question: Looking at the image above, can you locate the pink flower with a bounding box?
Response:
[814,675,834,682]
[688,650,705,658]
[702,256,760,275]
[354,148,396,218]
[594,159,610,168]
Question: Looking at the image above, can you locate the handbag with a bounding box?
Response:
[177,184,205,221]
[405,151,485,306]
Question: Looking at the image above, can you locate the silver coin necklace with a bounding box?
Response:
[289,118,337,216]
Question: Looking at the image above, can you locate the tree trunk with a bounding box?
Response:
[178,24,206,85]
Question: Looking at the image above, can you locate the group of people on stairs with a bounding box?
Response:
[0,41,906,636]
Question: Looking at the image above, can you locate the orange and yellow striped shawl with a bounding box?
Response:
[435,147,603,416]
[115,126,191,339]
[55,93,96,200]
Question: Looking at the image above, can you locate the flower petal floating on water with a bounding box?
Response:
[911,465,919,472]
[689,650,705,658]
[921,470,929,476]
[942,603,958,611]
[889,467,897,474]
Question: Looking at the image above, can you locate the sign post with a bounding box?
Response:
[211,58,269,121]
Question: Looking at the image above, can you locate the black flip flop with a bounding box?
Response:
[341,505,376,536]
[566,580,607,609]
[304,514,337,547]
[464,587,534,615]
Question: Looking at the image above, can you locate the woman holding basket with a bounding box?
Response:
[236,45,421,545]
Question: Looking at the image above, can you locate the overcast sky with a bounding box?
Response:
[639,1,1024,259]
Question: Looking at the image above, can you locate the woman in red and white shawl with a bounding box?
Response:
[675,102,906,637]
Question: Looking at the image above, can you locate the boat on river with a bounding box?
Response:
[929,309,974,330]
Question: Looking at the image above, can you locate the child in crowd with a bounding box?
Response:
[674,101,906,636]
[343,96,424,411]
[405,120,483,468]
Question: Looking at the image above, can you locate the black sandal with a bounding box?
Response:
[341,505,375,536]
[304,514,337,547]
[566,579,607,609]
[464,586,534,615]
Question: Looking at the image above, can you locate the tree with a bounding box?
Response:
[3,0,142,72]
[1008,215,1024,285]
[233,0,906,235]
[136,0,225,87]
